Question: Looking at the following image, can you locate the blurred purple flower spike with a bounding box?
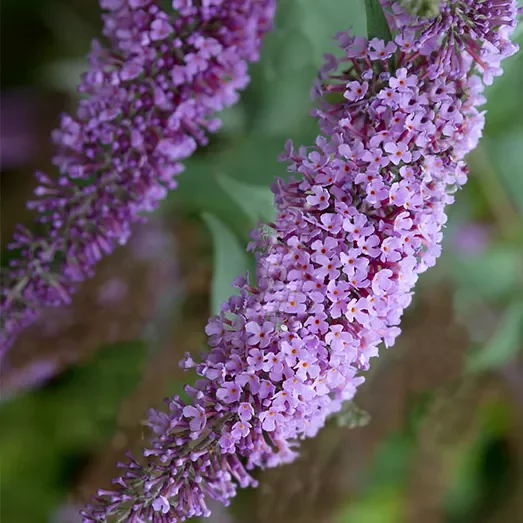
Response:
[0,0,276,357]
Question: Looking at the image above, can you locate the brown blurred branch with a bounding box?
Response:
[71,218,211,505]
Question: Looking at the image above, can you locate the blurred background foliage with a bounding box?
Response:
[1,1,522,522]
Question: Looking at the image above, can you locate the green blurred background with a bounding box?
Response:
[1,1,522,522]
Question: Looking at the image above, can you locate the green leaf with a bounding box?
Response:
[365,0,393,41]
[164,156,249,242]
[483,132,523,213]
[467,300,523,373]
[337,486,404,523]
[164,135,285,244]
[451,244,521,305]
[368,432,414,486]
[242,0,366,135]
[444,429,487,517]
[484,32,523,135]
[215,133,289,185]
[270,29,315,74]
[298,0,367,58]
[216,173,276,225]
[202,213,250,315]
[42,58,86,94]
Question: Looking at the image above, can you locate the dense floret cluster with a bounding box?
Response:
[382,0,520,82]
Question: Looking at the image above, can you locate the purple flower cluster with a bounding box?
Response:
[82,4,520,522]
[0,0,275,357]
[382,0,521,82]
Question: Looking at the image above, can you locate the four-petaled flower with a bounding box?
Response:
[216,382,242,404]
[344,80,369,101]
[307,186,331,210]
[246,321,274,347]
[260,407,285,431]
[384,142,412,165]
[182,405,207,432]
